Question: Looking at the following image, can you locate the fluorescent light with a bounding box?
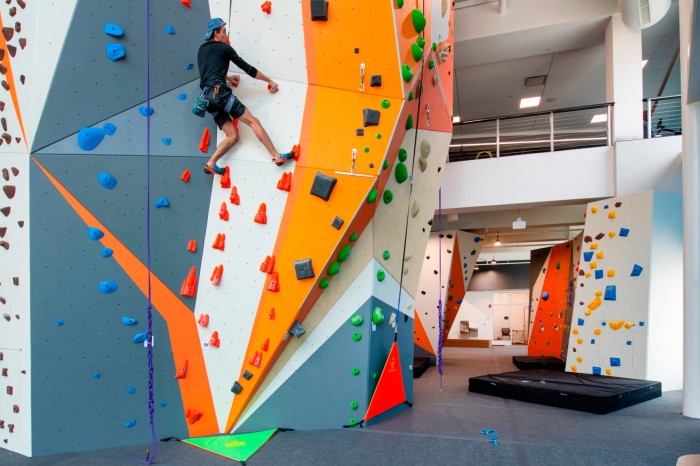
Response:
[590,114,607,124]
[452,116,461,123]
[642,60,648,69]
[519,96,541,109]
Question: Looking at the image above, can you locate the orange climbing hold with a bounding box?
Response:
[199,128,211,153]
[181,0,191,8]
[180,267,198,297]
[267,271,279,292]
[212,233,226,251]
[180,169,191,183]
[230,186,240,205]
[261,1,272,14]
[268,308,276,320]
[277,172,292,191]
[175,360,188,379]
[260,255,275,273]
[209,331,221,348]
[261,338,270,352]
[249,351,262,367]
[254,203,267,224]
[220,166,231,188]
[210,265,224,286]
[291,143,301,161]
[187,240,197,252]
[197,313,210,327]
[185,409,203,424]
[219,202,229,221]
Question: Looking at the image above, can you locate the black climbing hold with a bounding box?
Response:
[231,381,243,394]
[310,172,338,201]
[356,128,364,136]
[289,321,305,338]
[310,0,329,21]
[243,370,253,380]
[332,216,344,230]
[370,75,382,87]
[294,258,315,280]
[363,109,380,127]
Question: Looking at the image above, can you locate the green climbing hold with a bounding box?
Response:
[471,249,476,255]
[417,36,425,49]
[406,114,413,130]
[376,133,382,139]
[328,261,340,276]
[381,99,391,109]
[411,43,423,62]
[377,270,385,282]
[396,0,404,7]
[350,313,364,326]
[395,162,408,184]
[401,64,413,83]
[352,332,362,342]
[367,189,378,203]
[320,277,329,289]
[349,401,359,410]
[372,373,378,379]
[338,244,352,262]
[383,190,393,204]
[364,147,370,153]
[349,231,358,242]
[372,306,385,324]
[555,262,561,270]
[411,9,426,33]
[382,159,390,170]
[398,148,408,162]
[349,418,358,426]
[351,367,360,376]
[408,91,414,101]
[432,42,437,51]
[428,60,435,69]
[383,250,390,260]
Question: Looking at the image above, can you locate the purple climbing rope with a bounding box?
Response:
[437,189,444,390]
[134,0,158,463]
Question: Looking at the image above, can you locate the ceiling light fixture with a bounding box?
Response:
[494,231,502,247]
[590,114,608,124]
[519,96,541,109]
[452,116,461,124]
[513,210,526,229]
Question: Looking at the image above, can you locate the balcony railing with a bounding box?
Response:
[449,103,613,162]
[645,95,682,139]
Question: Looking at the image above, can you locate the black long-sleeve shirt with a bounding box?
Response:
[197,41,258,89]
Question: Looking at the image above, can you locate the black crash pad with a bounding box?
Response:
[512,356,565,371]
[413,357,433,379]
[469,369,661,414]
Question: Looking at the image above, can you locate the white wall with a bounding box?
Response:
[448,291,493,340]
[616,136,682,197]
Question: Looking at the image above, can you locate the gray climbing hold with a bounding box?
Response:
[231,381,243,394]
[310,172,337,201]
[363,108,380,127]
[310,0,329,21]
[418,158,427,172]
[294,258,315,280]
[370,75,382,87]
[243,370,253,380]
[420,139,431,158]
[288,321,305,338]
[410,200,420,217]
[331,216,344,230]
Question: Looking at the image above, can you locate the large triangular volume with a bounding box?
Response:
[182,428,277,463]
[364,342,406,422]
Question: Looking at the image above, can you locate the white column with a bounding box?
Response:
[679,0,700,419]
[605,13,644,142]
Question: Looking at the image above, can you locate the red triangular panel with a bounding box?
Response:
[413,310,435,355]
[364,342,406,422]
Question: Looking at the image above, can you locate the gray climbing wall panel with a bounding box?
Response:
[234,299,373,433]
[29,160,190,455]
[36,81,216,158]
[32,0,210,152]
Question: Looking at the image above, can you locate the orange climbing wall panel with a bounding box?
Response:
[443,237,465,337]
[34,158,218,437]
[395,0,427,96]
[528,242,573,359]
[413,310,435,355]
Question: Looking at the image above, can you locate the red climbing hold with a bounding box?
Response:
[197,313,209,327]
[230,186,240,205]
[185,409,203,424]
[219,202,229,221]
[291,143,301,161]
[254,203,267,224]
[259,255,275,273]
[268,308,276,320]
[261,338,270,352]
[209,331,220,348]
[187,240,197,252]
[267,272,279,292]
[210,264,224,286]
[180,267,198,298]
[181,0,191,8]
[249,351,262,367]
[212,233,225,251]
[261,1,272,14]
[199,128,211,153]
[181,169,191,183]
[277,172,291,191]
[175,360,188,379]
[220,166,231,188]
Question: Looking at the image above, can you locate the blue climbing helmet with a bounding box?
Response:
[204,18,226,40]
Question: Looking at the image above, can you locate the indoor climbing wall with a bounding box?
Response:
[528,240,575,359]
[0,0,454,457]
[414,230,483,356]
[565,191,682,389]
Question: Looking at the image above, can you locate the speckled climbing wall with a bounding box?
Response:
[1,0,454,457]
[565,191,682,390]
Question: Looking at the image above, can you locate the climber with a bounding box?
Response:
[197,18,294,174]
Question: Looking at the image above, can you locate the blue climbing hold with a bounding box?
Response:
[583,251,594,262]
[541,291,549,301]
[98,172,117,189]
[127,386,135,394]
[595,269,603,279]
[592,366,601,375]
[610,357,621,367]
[99,280,118,294]
[474,237,482,243]
[101,247,113,258]
[88,227,104,240]
[631,264,643,277]
[154,197,169,208]
[106,43,126,61]
[124,419,136,428]
[104,23,124,37]
[92,371,101,379]
[456,298,463,304]
[122,317,137,326]
[186,62,194,70]
[577,318,584,326]
[133,332,148,344]
[161,138,172,145]
[619,227,630,237]
[139,106,154,117]
[77,127,106,151]
[604,285,616,301]
[165,24,175,34]
[56,319,64,326]
[103,123,117,136]
[160,401,168,407]
[542,268,546,274]
[177,93,187,100]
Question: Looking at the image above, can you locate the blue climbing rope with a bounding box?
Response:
[134,0,158,463]
[437,189,444,390]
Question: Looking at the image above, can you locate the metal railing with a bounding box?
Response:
[645,95,681,139]
[449,103,613,162]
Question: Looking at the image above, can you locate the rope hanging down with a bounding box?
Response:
[135,0,158,462]
[437,189,444,390]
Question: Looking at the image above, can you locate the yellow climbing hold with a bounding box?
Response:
[571,365,578,372]
[595,290,603,297]
[589,297,602,310]
[608,321,625,330]
[572,329,579,335]
[596,251,604,259]
[605,368,612,376]
[590,243,598,250]
[608,231,616,238]
[591,206,598,214]
[576,338,583,344]
[584,310,592,316]
[594,328,601,335]
[585,272,592,278]
[590,262,597,269]
[576,357,583,363]
[608,211,616,219]
[624,321,635,329]
[607,270,615,277]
